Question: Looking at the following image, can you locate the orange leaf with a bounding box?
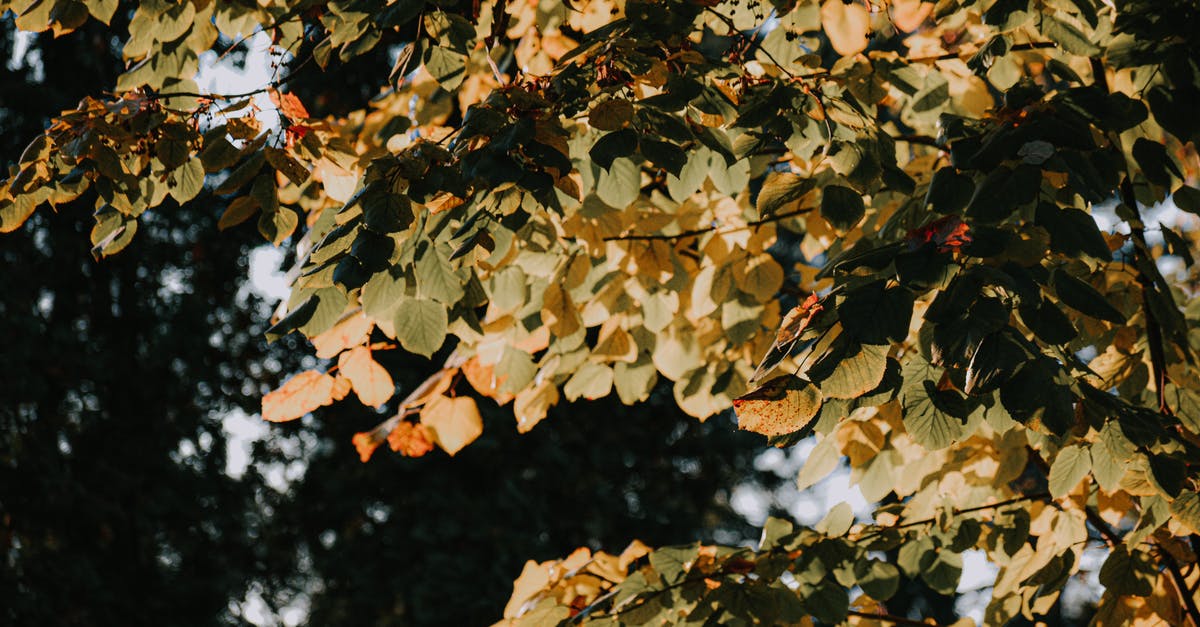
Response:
[906,215,972,253]
[330,374,353,401]
[420,395,483,455]
[352,429,386,463]
[821,0,871,56]
[310,311,373,359]
[338,346,395,407]
[462,356,515,405]
[386,421,436,457]
[890,0,932,33]
[262,369,337,422]
[733,375,823,436]
[777,293,824,346]
[270,89,310,120]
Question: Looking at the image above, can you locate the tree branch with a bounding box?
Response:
[848,610,941,627]
[1090,57,1175,416]
[603,206,814,242]
[892,134,947,150]
[1165,551,1200,627]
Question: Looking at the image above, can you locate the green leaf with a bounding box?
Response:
[796,435,840,490]
[649,544,698,584]
[810,342,889,400]
[258,207,298,246]
[423,45,467,90]
[903,379,970,450]
[1146,454,1185,499]
[169,158,205,204]
[666,147,711,202]
[817,502,855,537]
[638,137,686,177]
[1051,269,1126,324]
[589,129,639,169]
[800,579,849,625]
[1098,546,1154,597]
[1132,137,1180,187]
[760,517,795,551]
[1035,203,1112,260]
[921,549,962,596]
[964,331,1026,396]
[1090,421,1130,493]
[756,171,813,217]
[361,269,406,321]
[1017,296,1077,344]
[1172,185,1200,214]
[965,165,1038,223]
[563,362,614,401]
[1000,357,1075,433]
[614,356,658,405]
[820,185,865,231]
[298,287,349,337]
[414,243,465,304]
[392,297,448,357]
[1038,13,1099,55]
[924,167,974,214]
[1169,491,1200,535]
[856,559,900,601]
[264,296,319,341]
[838,281,914,344]
[1047,444,1091,497]
[89,207,138,259]
[595,157,640,208]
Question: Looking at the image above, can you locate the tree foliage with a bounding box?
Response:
[4,0,1200,624]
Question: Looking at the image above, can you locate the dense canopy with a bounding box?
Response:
[4,0,1200,624]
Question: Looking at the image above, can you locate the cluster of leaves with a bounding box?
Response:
[5,0,1200,623]
[496,499,1105,626]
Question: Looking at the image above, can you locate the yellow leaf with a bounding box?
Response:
[421,395,483,455]
[514,379,558,433]
[262,369,337,422]
[733,375,823,436]
[503,560,553,618]
[338,346,395,407]
[821,0,871,56]
[890,0,932,33]
[310,311,373,359]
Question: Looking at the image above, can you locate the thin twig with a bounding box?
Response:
[855,492,1052,540]
[847,610,940,627]
[603,205,814,242]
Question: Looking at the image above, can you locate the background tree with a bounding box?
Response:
[3,0,1200,625]
[0,15,782,627]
